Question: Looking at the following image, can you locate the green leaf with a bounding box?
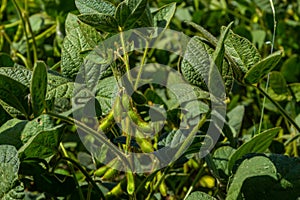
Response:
[227,105,245,137]
[0,115,56,148]
[280,55,300,83]
[19,125,64,159]
[290,83,300,102]
[78,13,118,32]
[224,29,261,74]
[153,3,176,28]
[228,127,280,172]
[0,53,14,67]
[115,0,147,29]
[65,13,81,34]
[212,146,236,176]
[47,74,74,99]
[0,74,30,116]
[226,156,277,200]
[181,36,211,89]
[30,61,48,117]
[0,145,25,200]
[244,51,282,84]
[75,0,115,15]
[95,76,118,115]
[186,191,217,200]
[0,67,32,87]
[62,21,103,79]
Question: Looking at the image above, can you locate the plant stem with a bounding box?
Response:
[60,143,85,200]
[134,39,149,90]
[61,156,106,199]
[183,162,205,200]
[11,0,32,68]
[256,86,300,133]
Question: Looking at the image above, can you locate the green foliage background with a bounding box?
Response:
[1,0,300,199]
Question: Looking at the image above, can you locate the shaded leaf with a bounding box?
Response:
[244,51,282,84]
[212,146,236,176]
[186,191,217,200]
[226,156,277,200]
[228,127,280,172]
[78,13,118,32]
[30,61,48,117]
[153,3,176,28]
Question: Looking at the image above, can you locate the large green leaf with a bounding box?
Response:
[0,74,30,116]
[0,115,56,149]
[95,76,118,115]
[226,156,277,200]
[181,36,212,89]
[78,13,119,32]
[62,21,103,79]
[115,0,147,29]
[153,3,176,28]
[224,29,261,75]
[212,146,236,176]
[75,0,115,15]
[244,51,282,84]
[280,55,300,83]
[228,127,280,172]
[30,61,48,117]
[266,71,289,101]
[0,67,32,87]
[227,105,245,137]
[0,145,25,200]
[19,125,64,159]
[0,53,14,67]
[186,191,217,200]
[47,74,74,99]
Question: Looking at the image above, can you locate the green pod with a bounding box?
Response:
[13,24,23,42]
[113,94,123,123]
[102,159,120,180]
[127,110,153,133]
[121,92,131,111]
[159,180,168,197]
[105,182,123,199]
[94,165,109,177]
[126,171,135,195]
[136,136,154,153]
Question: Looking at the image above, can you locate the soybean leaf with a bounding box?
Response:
[153,2,176,29]
[0,53,14,67]
[224,29,261,74]
[290,83,300,102]
[228,127,280,172]
[30,61,48,117]
[0,115,56,149]
[78,13,118,32]
[65,13,81,34]
[19,125,64,159]
[0,74,30,116]
[227,105,245,137]
[226,156,277,200]
[115,0,147,29]
[0,145,25,200]
[95,76,118,115]
[280,55,300,83]
[212,146,236,176]
[186,191,217,200]
[266,71,289,101]
[75,0,115,15]
[181,36,211,89]
[0,67,32,87]
[244,51,282,84]
[62,21,103,79]
[47,74,74,99]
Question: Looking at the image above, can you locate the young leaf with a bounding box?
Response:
[78,13,119,32]
[75,0,115,15]
[153,3,176,29]
[224,30,261,73]
[228,127,280,172]
[115,0,147,29]
[62,21,103,79]
[181,36,211,89]
[226,156,277,200]
[212,146,236,176]
[244,51,282,84]
[0,67,32,87]
[30,61,48,117]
